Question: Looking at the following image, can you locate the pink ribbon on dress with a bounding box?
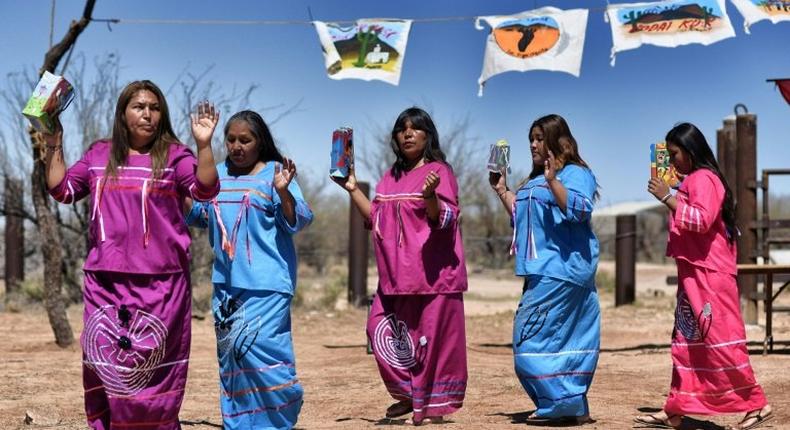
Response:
[213,192,253,264]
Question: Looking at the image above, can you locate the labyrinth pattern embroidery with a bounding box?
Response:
[373,314,416,369]
[83,305,167,396]
[675,293,713,341]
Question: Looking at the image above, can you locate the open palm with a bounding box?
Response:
[191,100,219,150]
[275,158,297,192]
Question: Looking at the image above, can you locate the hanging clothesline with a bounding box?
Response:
[87,1,789,96]
[89,7,615,28]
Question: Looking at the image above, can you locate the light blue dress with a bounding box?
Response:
[510,164,601,419]
[188,161,312,429]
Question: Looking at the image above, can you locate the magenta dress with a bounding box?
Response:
[366,161,468,423]
[663,168,767,416]
[49,140,219,430]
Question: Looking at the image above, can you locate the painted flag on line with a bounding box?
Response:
[313,19,412,86]
[606,0,735,66]
[729,0,790,34]
[475,7,589,97]
[771,79,790,105]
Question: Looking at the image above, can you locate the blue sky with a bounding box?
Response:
[1,0,788,205]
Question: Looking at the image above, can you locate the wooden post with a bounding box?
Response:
[717,128,726,175]
[722,117,737,199]
[735,113,758,324]
[348,182,370,308]
[4,177,25,297]
[615,214,636,306]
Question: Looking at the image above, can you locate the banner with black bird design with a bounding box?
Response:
[475,7,589,97]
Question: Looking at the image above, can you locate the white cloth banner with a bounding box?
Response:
[729,0,790,33]
[475,7,589,97]
[313,19,412,86]
[606,0,735,66]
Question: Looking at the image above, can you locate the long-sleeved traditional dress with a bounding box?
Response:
[50,140,219,430]
[510,163,601,419]
[187,161,312,430]
[663,168,767,416]
[366,161,468,424]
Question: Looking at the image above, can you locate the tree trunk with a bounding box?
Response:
[4,176,25,298]
[30,134,73,346]
[30,0,96,347]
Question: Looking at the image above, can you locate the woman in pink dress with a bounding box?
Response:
[637,123,773,430]
[331,107,467,425]
[43,81,219,429]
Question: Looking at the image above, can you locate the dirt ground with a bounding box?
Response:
[1,263,789,429]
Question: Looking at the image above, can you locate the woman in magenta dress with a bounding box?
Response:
[331,107,467,425]
[43,81,219,430]
[637,123,773,430]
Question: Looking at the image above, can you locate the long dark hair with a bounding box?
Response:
[389,107,449,180]
[665,122,737,242]
[224,110,284,164]
[108,80,178,179]
[527,114,599,201]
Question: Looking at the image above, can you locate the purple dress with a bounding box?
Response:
[366,161,468,423]
[49,140,218,430]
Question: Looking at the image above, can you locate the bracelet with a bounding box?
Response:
[660,192,672,203]
[497,188,509,197]
[424,192,436,200]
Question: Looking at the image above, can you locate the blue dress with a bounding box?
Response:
[510,164,601,419]
[188,161,312,429]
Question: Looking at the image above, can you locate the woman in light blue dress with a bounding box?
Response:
[188,110,312,429]
[489,114,600,424]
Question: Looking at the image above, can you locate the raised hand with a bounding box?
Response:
[191,100,219,150]
[544,150,558,182]
[275,158,297,192]
[422,170,440,198]
[330,169,359,193]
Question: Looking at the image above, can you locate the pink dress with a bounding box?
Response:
[365,161,468,423]
[49,140,219,430]
[663,169,767,415]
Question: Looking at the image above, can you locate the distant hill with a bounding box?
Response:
[634,4,719,24]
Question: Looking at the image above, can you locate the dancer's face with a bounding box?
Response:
[124,90,161,150]
[396,120,428,163]
[225,121,260,170]
[667,142,692,175]
[529,126,546,167]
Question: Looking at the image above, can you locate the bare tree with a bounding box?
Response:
[26,0,96,347]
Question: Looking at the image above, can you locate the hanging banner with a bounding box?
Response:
[475,7,589,96]
[729,0,790,33]
[313,19,412,86]
[606,0,735,66]
[772,79,790,105]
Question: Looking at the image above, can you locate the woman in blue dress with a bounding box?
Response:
[489,114,600,424]
[188,110,312,429]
